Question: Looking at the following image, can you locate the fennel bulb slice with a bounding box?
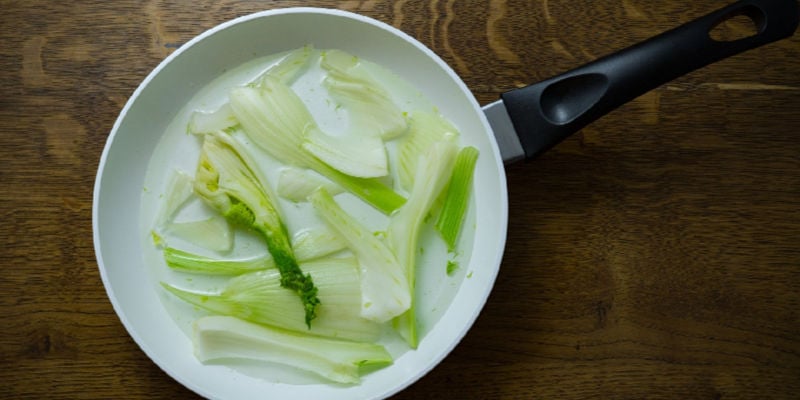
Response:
[251,44,315,86]
[309,188,410,323]
[188,103,238,136]
[153,169,234,252]
[162,256,381,342]
[321,49,407,140]
[164,214,233,253]
[277,166,344,203]
[292,225,348,261]
[389,135,459,348]
[154,169,195,228]
[302,126,388,178]
[193,315,392,384]
[397,111,460,191]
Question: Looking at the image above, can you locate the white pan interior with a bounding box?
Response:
[93,8,507,399]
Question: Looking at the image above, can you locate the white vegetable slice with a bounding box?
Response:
[163,214,233,253]
[397,110,460,191]
[302,126,388,178]
[277,166,344,203]
[309,188,410,323]
[389,134,459,348]
[193,315,392,384]
[321,49,408,140]
[251,44,315,86]
[162,256,382,342]
[292,225,348,261]
[155,169,195,228]
[435,146,479,252]
[228,79,318,167]
[153,169,234,252]
[188,103,238,136]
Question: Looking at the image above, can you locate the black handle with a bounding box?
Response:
[501,0,799,160]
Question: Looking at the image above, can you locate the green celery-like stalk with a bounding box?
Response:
[162,224,348,276]
[163,247,272,275]
[435,146,479,252]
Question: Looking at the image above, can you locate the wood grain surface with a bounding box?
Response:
[1,1,799,399]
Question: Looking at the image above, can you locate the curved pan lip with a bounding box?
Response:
[93,7,508,399]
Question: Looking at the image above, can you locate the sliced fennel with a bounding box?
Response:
[229,75,405,214]
[164,214,233,253]
[277,166,344,203]
[321,49,407,140]
[162,256,381,342]
[435,146,479,252]
[188,45,314,136]
[153,169,234,252]
[188,103,238,135]
[251,44,315,86]
[227,78,318,167]
[389,135,459,348]
[292,225,348,261]
[163,246,272,275]
[302,125,388,178]
[162,225,347,275]
[193,131,320,326]
[309,188,410,323]
[296,48,414,178]
[397,111,460,191]
[193,315,392,384]
[155,169,195,228]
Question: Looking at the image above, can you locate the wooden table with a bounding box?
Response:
[2,1,799,398]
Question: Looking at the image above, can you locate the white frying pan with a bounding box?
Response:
[93,1,798,399]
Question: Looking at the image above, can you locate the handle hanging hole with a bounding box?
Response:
[709,5,765,42]
[540,73,609,125]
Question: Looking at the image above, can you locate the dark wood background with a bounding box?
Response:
[2,1,798,398]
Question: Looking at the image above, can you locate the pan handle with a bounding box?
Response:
[500,0,799,160]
